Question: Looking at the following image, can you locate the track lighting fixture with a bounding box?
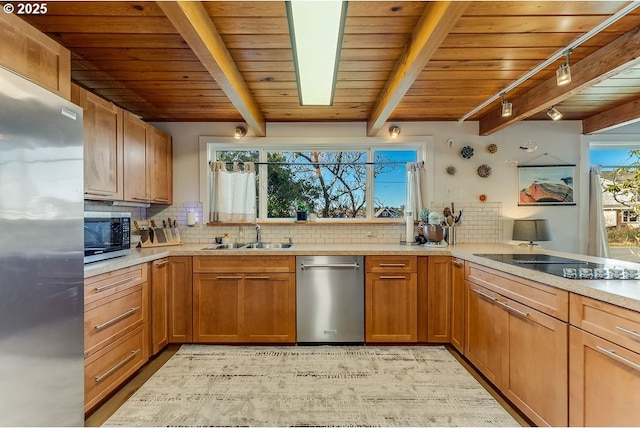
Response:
[500,93,512,118]
[556,50,572,86]
[389,125,401,138]
[547,106,563,121]
[233,126,247,139]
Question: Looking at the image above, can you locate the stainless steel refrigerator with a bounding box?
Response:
[0,66,84,426]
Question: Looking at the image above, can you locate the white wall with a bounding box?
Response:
[152,120,583,253]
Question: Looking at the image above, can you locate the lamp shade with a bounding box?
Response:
[512,219,551,245]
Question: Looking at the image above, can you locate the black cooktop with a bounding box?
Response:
[474,253,607,279]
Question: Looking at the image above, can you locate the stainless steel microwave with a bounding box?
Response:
[84,211,131,263]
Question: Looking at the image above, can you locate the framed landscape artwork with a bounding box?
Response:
[518,165,576,206]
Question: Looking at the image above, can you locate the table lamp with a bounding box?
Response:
[512,219,551,247]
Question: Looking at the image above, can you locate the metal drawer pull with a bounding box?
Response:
[153,198,169,203]
[379,263,406,267]
[85,191,111,196]
[132,197,150,202]
[155,260,169,267]
[379,276,406,280]
[301,263,359,269]
[496,300,529,318]
[95,276,139,292]
[615,325,640,339]
[245,276,271,280]
[471,288,496,302]
[595,346,640,371]
[452,261,464,267]
[216,276,242,280]
[94,306,141,330]
[95,349,140,383]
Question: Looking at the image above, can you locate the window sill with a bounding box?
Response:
[207,220,406,226]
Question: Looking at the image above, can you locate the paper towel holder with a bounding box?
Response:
[187,211,196,226]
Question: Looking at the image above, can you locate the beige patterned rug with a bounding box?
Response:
[104,345,520,427]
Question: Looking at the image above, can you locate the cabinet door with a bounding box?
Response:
[427,256,451,342]
[0,12,71,99]
[501,297,568,427]
[450,258,465,353]
[150,258,169,355]
[365,273,417,342]
[148,126,172,204]
[72,85,124,201]
[168,256,193,343]
[465,281,505,385]
[123,111,149,202]
[193,274,242,343]
[569,327,640,427]
[244,273,296,343]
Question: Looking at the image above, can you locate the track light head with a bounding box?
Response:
[556,50,572,86]
[547,106,562,121]
[234,126,247,139]
[389,125,401,138]
[500,93,512,118]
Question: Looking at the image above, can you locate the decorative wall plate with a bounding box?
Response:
[461,145,474,159]
[477,164,492,178]
[487,143,498,154]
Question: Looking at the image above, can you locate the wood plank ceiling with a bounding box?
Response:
[18,1,640,136]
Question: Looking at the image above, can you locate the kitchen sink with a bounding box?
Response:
[245,242,293,249]
[201,242,293,250]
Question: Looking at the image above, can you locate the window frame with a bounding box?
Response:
[199,136,433,223]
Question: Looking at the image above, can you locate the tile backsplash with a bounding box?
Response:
[140,201,503,245]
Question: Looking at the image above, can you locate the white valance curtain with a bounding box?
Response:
[587,166,609,258]
[405,162,424,217]
[210,162,256,223]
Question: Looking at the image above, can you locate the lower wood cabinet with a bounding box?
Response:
[464,263,569,427]
[450,258,465,352]
[150,258,169,355]
[192,256,296,343]
[83,264,149,413]
[168,256,193,343]
[426,256,451,343]
[569,294,640,426]
[365,256,417,343]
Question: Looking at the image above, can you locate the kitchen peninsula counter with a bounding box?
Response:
[84,242,640,312]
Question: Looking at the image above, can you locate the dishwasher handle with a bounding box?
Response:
[300,263,360,270]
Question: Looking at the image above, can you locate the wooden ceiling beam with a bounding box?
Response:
[582,96,640,134]
[157,1,266,136]
[478,27,640,136]
[366,1,469,137]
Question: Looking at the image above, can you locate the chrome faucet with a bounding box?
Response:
[255,224,262,243]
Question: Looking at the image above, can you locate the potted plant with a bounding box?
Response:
[295,200,309,222]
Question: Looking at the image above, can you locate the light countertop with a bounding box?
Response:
[84,242,640,312]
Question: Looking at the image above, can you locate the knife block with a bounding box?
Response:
[137,227,183,248]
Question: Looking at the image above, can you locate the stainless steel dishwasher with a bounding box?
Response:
[296,255,364,344]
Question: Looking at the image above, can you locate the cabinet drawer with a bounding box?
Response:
[84,285,148,357]
[570,294,640,354]
[366,256,417,273]
[85,264,148,305]
[193,256,294,273]
[84,325,148,413]
[465,262,568,321]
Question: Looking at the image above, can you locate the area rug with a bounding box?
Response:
[103,345,520,427]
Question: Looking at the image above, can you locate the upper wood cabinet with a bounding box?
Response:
[0,12,70,99]
[71,84,124,201]
[123,111,173,204]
